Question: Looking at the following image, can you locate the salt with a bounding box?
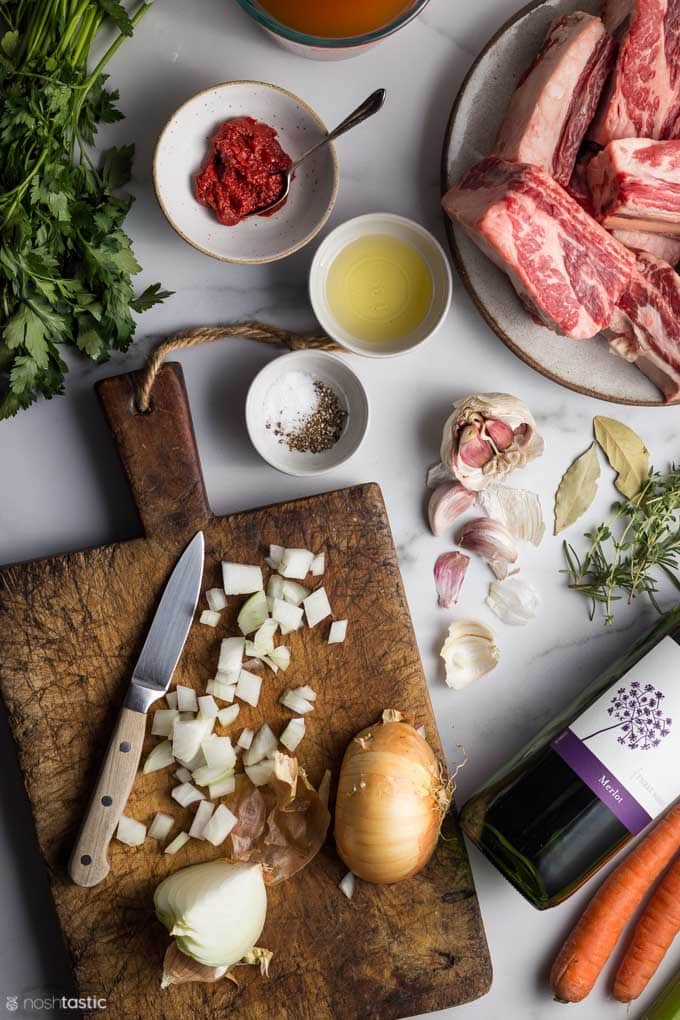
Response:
[264,370,319,433]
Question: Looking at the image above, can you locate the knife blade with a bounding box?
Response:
[69,531,205,887]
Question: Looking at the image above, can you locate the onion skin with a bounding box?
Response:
[334,720,449,884]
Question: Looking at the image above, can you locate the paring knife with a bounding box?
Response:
[69,531,205,887]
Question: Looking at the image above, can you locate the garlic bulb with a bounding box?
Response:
[440,393,544,492]
[486,577,541,625]
[428,482,476,536]
[477,483,545,546]
[440,619,499,689]
[457,517,519,580]
[434,551,470,608]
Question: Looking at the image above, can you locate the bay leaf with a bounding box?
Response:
[593,416,649,499]
[554,443,601,535]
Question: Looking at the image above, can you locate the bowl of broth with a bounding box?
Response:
[234,0,432,59]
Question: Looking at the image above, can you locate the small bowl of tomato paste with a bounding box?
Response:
[154,81,339,265]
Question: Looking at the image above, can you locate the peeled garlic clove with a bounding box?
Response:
[477,483,545,546]
[457,517,518,577]
[486,576,541,625]
[428,483,477,536]
[440,619,499,690]
[434,552,470,608]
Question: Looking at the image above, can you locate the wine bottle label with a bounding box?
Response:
[551,637,680,835]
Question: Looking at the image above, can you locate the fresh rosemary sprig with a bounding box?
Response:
[563,465,680,624]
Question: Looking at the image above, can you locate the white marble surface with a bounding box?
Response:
[1,1,679,1018]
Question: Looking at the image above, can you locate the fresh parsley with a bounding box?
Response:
[0,1,171,419]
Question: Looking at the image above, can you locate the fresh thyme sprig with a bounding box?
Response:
[563,465,680,624]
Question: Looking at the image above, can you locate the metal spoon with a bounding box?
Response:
[249,88,387,217]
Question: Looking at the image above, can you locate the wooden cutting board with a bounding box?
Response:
[0,363,491,1020]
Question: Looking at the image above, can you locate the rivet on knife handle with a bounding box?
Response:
[68,707,147,887]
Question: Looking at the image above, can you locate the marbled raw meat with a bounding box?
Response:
[611,228,680,263]
[442,157,634,340]
[495,12,614,186]
[588,138,680,233]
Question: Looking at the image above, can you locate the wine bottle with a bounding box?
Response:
[461,608,680,909]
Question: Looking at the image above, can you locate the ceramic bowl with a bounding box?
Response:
[153,81,339,265]
[309,213,453,356]
[233,0,432,60]
[245,351,369,476]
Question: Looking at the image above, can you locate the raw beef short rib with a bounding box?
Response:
[591,0,680,144]
[612,229,680,264]
[442,157,634,340]
[607,250,680,400]
[588,138,680,233]
[495,12,614,186]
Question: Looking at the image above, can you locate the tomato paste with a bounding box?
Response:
[194,116,292,226]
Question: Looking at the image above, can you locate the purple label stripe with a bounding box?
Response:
[551,728,652,836]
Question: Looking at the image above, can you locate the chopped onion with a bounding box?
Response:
[148,812,175,842]
[271,598,303,635]
[165,691,178,710]
[210,680,236,703]
[207,588,228,612]
[267,646,290,671]
[281,579,309,606]
[253,618,278,655]
[245,760,276,787]
[189,799,215,839]
[199,610,221,628]
[172,716,214,767]
[311,553,325,576]
[291,684,317,702]
[174,767,192,783]
[143,739,175,774]
[172,782,205,807]
[192,763,235,787]
[201,735,236,770]
[339,871,355,900]
[164,831,190,855]
[116,815,146,846]
[151,708,179,737]
[243,724,278,766]
[198,695,219,719]
[303,587,332,628]
[244,642,263,661]
[268,544,284,569]
[209,774,236,800]
[261,655,278,674]
[222,562,263,595]
[217,704,240,727]
[237,727,254,750]
[203,804,238,846]
[235,669,262,707]
[218,637,244,674]
[279,548,314,579]
[280,690,315,715]
[266,574,285,600]
[178,711,195,722]
[237,591,268,635]
[176,685,198,713]
[280,717,305,752]
[328,620,348,644]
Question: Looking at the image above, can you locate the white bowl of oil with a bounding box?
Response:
[309,213,452,356]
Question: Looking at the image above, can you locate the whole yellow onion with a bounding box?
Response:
[334,713,451,884]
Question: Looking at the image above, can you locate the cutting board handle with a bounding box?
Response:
[96,363,212,542]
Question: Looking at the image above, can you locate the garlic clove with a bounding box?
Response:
[428,483,477,536]
[486,576,542,625]
[440,619,499,690]
[458,424,494,468]
[457,517,519,575]
[477,483,545,546]
[161,942,228,988]
[483,418,514,450]
[434,552,470,608]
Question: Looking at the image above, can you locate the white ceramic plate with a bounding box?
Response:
[441,0,667,406]
[154,81,339,265]
[245,350,369,476]
[309,213,453,357]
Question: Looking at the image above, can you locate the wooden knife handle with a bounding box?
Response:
[96,363,212,543]
[68,706,147,887]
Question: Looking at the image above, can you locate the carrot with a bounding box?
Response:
[613,853,680,1002]
[550,803,680,1003]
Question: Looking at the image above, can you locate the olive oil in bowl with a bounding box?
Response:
[310,214,452,356]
